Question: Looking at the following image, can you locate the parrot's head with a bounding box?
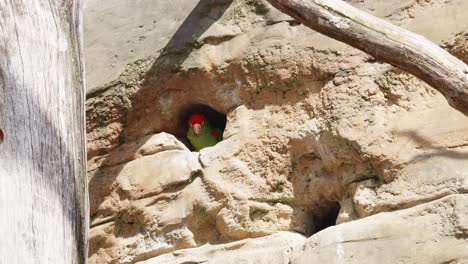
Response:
[189,114,205,136]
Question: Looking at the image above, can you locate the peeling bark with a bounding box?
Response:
[266,0,468,115]
[0,1,87,263]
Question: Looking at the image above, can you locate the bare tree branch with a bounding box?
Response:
[266,0,468,115]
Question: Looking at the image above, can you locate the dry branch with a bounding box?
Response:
[266,0,468,115]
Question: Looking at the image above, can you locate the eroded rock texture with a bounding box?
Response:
[85,0,468,263]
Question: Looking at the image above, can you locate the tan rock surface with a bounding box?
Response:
[291,194,468,264]
[85,0,468,263]
[443,30,468,64]
[141,231,306,264]
[140,194,468,264]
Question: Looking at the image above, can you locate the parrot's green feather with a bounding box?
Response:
[214,128,223,141]
[187,119,222,151]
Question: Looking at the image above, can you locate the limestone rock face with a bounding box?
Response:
[141,232,307,264]
[443,30,468,64]
[85,0,468,263]
[291,194,468,264]
[142,194,468,264]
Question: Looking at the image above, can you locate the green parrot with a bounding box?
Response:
[187,114,222,151]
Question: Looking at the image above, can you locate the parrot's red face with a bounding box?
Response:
[189,114,205,135]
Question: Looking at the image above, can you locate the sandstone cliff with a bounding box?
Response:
[84,0,468,263]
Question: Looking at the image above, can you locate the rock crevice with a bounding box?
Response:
[84,0,468,263]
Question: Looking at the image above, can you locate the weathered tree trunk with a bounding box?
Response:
[0,1,87,263]
[266,0,468,115]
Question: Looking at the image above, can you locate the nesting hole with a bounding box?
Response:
[175,104,227,150]
[0,129,3,144]
[312,201,341,234]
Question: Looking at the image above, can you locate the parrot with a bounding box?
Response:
[187,114,222,151]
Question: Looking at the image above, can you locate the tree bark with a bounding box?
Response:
[265,0,468,115]
[0,1,87,263]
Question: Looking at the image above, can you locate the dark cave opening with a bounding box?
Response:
[312,201,341,234]
[175,103,227,151]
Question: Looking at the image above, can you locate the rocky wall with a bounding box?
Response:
[85,0,468,263]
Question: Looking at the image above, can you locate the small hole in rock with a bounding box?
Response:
[175,104,226,151]
[312,201,341,234]
[0,129,3,144]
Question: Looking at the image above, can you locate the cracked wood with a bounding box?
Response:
[0,1,87,263]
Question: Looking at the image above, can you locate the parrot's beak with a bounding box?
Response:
[194,123,201,135]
